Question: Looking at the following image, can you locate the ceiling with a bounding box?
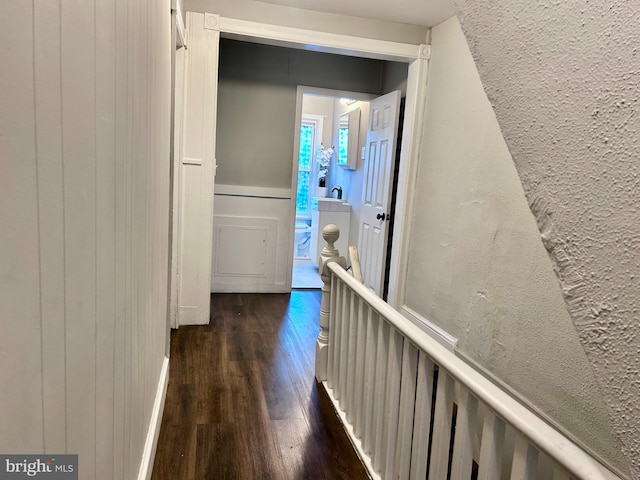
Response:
[251,0,455,28]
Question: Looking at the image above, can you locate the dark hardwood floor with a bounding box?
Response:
[152,292,369,480]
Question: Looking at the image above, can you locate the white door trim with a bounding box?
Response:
[386,56,430,309]
[175,13,429,320]
[219,17,425,62]
[175,12,219,325]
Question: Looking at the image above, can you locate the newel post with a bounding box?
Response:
[315,224,346,382]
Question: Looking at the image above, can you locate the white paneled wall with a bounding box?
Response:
[0,0,171,478]
[211,187,292,293]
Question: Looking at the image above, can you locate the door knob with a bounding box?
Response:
[376,212,386,221]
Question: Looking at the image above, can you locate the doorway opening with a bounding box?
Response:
[172,13,426,324]
[291,92,375,289]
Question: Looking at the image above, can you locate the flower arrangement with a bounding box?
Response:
[316,144,334,188]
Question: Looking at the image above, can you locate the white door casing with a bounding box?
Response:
[174,14,429,322]
[176,12,219,325]
[169,5,187,330]
[358,90,401,295]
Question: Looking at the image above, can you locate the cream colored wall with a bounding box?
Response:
[185,0,428,44]
[403,17,628,475]
[454,1,640,475]
[0,0,171,477]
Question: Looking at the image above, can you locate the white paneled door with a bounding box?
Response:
[358,90,401,296]
[176,13,219,325]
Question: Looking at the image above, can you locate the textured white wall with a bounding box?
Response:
[404,16,628,474]
[453,1,640,476]
[0,0,171,477]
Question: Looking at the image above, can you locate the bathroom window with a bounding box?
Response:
[296,115,323,216]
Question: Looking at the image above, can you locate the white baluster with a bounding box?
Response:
[353,298,366,437]
[383,330,404,479]
[372,319,390,473]
[315,224,346,382]
[510,434,539,480]
[450,388,479,480]
[346,288,358,422]
[429,368,455,480]
[394,342,419,480]
[552,467,571,480]
[410,354,435,480]
[478,411,506,480]
[363,308,378,455]
[326,273,337,390]
[338,281,349,405]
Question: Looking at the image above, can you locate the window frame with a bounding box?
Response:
[296,114,324,219]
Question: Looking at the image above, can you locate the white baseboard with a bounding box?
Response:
[400,305,458,352]
[137,356,170,480]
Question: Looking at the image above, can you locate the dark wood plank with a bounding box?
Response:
[152,291,368,480]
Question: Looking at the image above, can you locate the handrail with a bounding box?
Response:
[327,261,620,480]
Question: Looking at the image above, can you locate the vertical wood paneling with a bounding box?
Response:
[113,0,129,475]
[0,0,44,454]
[2,0,171,476]
[33,0,67,453]
[95,0,117,477]
[123,0,136,474]
[61,0,97,474]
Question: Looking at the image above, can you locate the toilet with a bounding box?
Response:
[295,222,311,258]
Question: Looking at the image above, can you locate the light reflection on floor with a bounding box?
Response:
[292,258,323,289]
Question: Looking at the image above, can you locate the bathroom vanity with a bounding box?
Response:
[310,197,351,266]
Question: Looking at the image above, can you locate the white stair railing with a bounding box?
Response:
[314,225,621,480]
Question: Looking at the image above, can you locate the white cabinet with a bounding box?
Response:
[310,198,351,265]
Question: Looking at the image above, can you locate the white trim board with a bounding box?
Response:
[176,11,430,322]
[400,305,458,352]
[137,356,170,480]
[215,184,292,199]
[218,16,423,62]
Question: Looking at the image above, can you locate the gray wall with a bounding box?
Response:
[403,17,628,475]
[216,39,386,188]
[382,62,409,97]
